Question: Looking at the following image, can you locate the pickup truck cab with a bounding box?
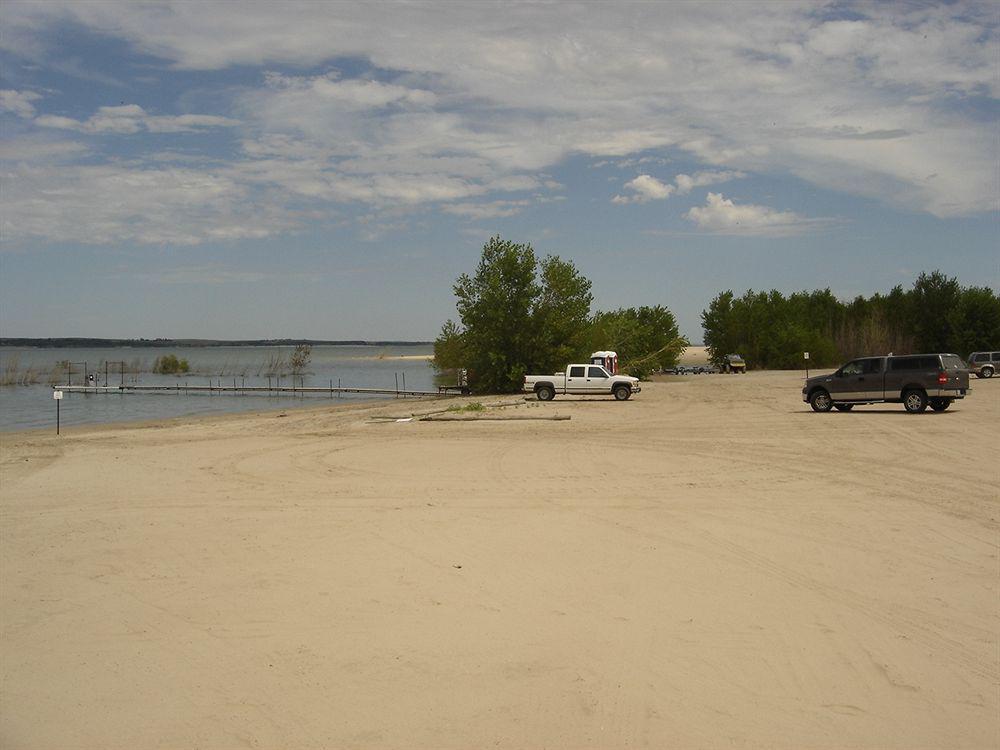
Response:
[524,364,641,401]
[802,353,969,413]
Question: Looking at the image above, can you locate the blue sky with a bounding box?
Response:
[1,1,997,342]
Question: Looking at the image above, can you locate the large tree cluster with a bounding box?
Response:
[702,272,1000,369]
[435,236,685,393]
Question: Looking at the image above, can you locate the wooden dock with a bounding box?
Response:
[53,383,457,398]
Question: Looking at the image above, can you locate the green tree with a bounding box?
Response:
[948,286,1000,355]
[433,319,466,371]
[531,255,594,373]
[909,271,962,352]
[702,290,739,366]
[437,235,593,393]
[700,272,998,369]
[590,306,687,378]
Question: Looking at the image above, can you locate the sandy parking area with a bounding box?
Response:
[1,371,997,749]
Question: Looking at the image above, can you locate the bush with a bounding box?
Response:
[152,354,190,375]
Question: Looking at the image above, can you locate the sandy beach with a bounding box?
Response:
[1,371,997,749]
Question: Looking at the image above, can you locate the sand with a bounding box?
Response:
[1,371,997,749]
[678,345,711,365]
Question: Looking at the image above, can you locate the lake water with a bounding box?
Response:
[0,345,438,432]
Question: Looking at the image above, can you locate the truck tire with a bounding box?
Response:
[982,366,994,378]
[903,389,928,413]
[809,389,833,412]
[536,385,555,401]
[613,384,631,401]
[929,398,952,412]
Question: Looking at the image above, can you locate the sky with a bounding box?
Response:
[1,1,997,343]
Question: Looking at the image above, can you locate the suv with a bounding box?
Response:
[721,354,746,373]
[802,353,969,413]
[967,351,999,378]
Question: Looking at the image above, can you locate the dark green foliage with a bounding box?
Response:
[437,236,593,394]
[702,272,1000,369]
[948,286,1000,357]
[433,319,466,371]
[589,306,687,378]
[152,354,190,375]
[909,271,962,353]
[532,255,596,374]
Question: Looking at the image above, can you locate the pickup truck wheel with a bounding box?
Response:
[613,384,631,401]
[929,398,951,412]
[536,385,555,402]
[982,366,994,378]
[834,403,853,411]
[809,389,833,412]
[903,389,928,413]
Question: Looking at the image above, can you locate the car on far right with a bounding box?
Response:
[967,351,1000,378]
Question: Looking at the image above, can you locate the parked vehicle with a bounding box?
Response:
[721,354,746,373]
[524,364,641,401]
[802,353,969,413]
[967,351,999,378]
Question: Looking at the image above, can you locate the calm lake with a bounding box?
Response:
[0,345,437,432]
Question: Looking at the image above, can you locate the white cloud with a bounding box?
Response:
[34,104,239,134]
[441,200,531,219]
[613,170,744,203]
[673,170,745,195]
[612,174,674,204]
[0,89,41,118]
[0,1,996,247]
[684,193,814,236]
[0,134,89,162]
[2,163,295,245]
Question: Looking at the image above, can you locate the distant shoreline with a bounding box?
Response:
[0,338,433,349]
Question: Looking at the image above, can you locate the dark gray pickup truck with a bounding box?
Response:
[803,354,969,413]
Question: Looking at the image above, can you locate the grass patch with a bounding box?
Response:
[448,401,485,413]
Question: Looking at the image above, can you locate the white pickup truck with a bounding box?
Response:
[524,364,641,401]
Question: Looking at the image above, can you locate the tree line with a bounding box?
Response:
[440,239,998,391]
[702,272,1000,369]
[434,236,686,393]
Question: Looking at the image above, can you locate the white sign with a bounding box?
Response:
[803,352,810,360]
[53,390,63,400]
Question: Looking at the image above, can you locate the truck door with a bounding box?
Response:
[587,366,611,393]
[567,365,587,393]
[857,357,884,400]
[829,359,866,400]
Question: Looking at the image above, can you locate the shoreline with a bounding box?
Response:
[0,392,456,439]
[0,367,817,436]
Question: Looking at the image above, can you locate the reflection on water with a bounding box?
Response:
[0,345,436,431]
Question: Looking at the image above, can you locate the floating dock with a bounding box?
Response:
[53,383,458,398]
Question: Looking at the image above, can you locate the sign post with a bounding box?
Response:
[53,390,63,435]
[804,351,810,379]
